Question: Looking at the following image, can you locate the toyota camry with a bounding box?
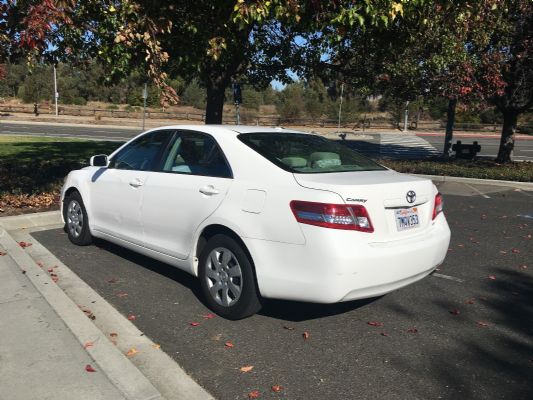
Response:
[61,125,451,319]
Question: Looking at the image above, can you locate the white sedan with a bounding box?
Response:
[61,125,450,319]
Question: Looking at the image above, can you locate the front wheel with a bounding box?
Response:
[198,234,262,320]
[63,191,92,246]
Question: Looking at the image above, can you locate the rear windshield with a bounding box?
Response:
[238,132,385,173]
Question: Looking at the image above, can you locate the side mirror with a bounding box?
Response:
[90,154,108,167]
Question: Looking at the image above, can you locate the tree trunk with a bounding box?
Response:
[495,110,518,163]
[443,98,457,157]
[205,81,227,124]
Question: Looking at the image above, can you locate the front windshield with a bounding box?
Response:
[238,132,385,174]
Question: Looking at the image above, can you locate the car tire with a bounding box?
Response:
[198,234,262,320]
[63,191,92,246]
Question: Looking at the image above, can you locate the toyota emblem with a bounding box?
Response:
[406,190,416,204]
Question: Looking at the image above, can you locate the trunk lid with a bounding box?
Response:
[293,170,435,242]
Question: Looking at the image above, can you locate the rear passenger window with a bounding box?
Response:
[109,130,172,171]
[162,132,232,178]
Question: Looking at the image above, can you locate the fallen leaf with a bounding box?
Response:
[189,322,200,327]
[152,343,161,349]
[466,298,475,304]
[211,334,222,341]
[240,365,254,373]
[202,313,216,320]
[109,332,118,337]
[449,309,460,316]
[85,364,97,372]
[36,261,43,268]
[107,277,118,284]
[477,321,490,327]
[0,251,6,256]
[82,309,96,320]
[116,292,128,298]
[367,321,384,327]
[283,326,295,331]
[271,385,283,393]
[488,275,496,280]
[247,390,260,399]
[407,327,418,333]
[302,331,310,340]
[512,248,520,254]
[126,348,138,357]
[18,241,32,248]
[127,314,136,321]
[84,341,94,349]
[225,341,234,348]
[500,251,508,255]
[380,332,390,337]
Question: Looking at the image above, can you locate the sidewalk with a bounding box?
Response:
[0,246,126,400]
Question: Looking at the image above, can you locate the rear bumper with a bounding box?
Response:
[246,214,451,303]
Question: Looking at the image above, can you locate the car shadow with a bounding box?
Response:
[259,296,379,322]
[93,236,376,322]
[91,237,204,300]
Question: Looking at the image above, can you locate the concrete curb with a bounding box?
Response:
[0,210,62,231]
[412,174,533,191]
[0,212,214,400]
[15,226,215,400]
[0,222,164,400]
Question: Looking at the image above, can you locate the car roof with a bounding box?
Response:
[149,124,310,137]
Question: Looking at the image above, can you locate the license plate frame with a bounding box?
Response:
[394,207,420,231]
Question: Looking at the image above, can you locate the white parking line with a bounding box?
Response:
[432,273,465,283]
[464,183,491,199]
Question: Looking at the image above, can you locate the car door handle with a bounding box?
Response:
[129,178,143,188]
[199,185,219,196]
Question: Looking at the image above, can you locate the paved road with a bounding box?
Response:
[0,121,140,141]
[32,183,533,400]
[418,133,533,160]
[1,121,532,160]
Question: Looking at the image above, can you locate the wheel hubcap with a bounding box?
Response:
[67,200,83,238]
[205,247,243,307]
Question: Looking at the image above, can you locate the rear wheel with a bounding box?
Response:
[63,191,92,246]
[198,234,262,320]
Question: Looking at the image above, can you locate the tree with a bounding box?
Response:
[3,1,416,124]
[324,0,532,162]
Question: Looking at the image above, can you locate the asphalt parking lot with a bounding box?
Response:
[32,184,532,400]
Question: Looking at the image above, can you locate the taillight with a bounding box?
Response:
[290,200,374,232]
[432,193,443,220]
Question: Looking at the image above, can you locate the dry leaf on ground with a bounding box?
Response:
[85,364,96,372]
[126,348,138,357]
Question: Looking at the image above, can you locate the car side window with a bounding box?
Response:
[161,131,232,178]
[109,130,173,171]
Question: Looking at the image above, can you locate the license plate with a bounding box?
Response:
[395,207,419,231]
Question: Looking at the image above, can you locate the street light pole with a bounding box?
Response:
[53,64,58,116]
[142,83,148,131]
[338,83,344,131]
[403,100,410,132]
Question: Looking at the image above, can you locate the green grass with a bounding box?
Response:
[0,135,123,195]
[382,158,533,182]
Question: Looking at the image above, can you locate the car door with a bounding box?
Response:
[89,129,174,245]
[142,130,233,259]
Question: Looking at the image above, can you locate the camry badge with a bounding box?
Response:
[406,190,416,204]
